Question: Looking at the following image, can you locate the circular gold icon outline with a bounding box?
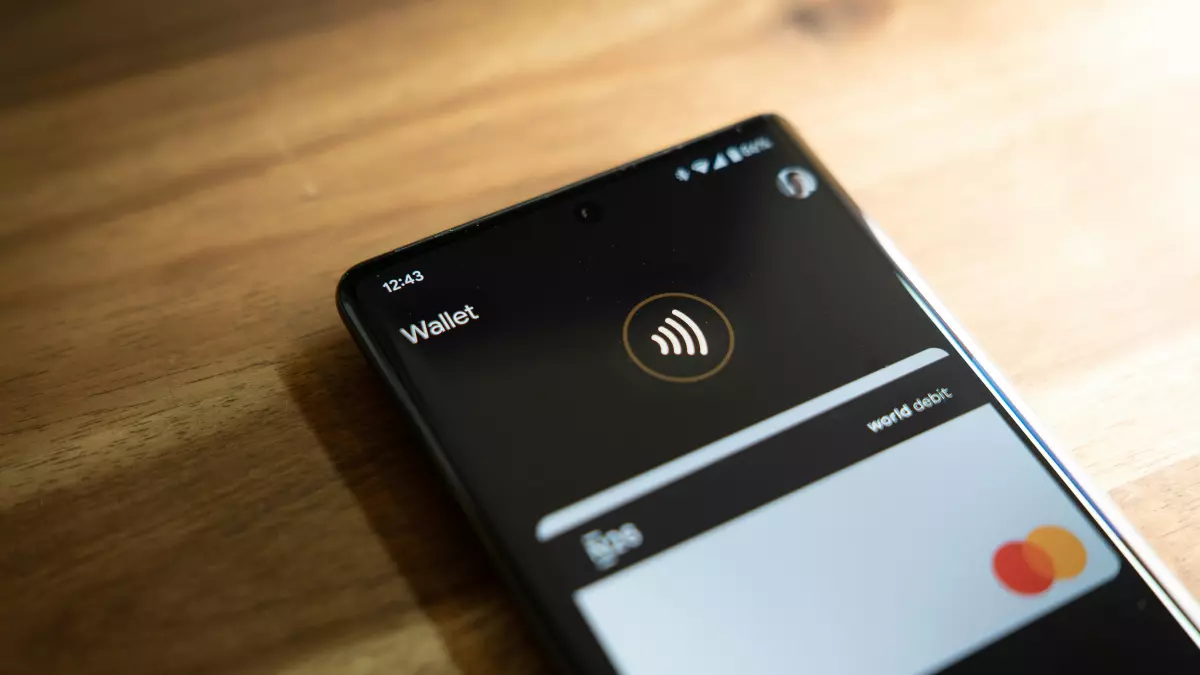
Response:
[622,292,735,383]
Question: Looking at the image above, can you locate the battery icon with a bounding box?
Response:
[726,146,744,163]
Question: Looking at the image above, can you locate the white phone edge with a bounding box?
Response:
[865,216,1200,642]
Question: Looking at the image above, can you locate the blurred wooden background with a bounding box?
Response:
[4,0,1200,672]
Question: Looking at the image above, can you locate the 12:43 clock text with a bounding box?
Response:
[382,270,424,293]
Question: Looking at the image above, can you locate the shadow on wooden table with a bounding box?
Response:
[282,328,552,675]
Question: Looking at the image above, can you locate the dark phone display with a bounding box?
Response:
[340,117,1199,674]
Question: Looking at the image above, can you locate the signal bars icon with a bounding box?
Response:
[674,147,744,182]
[650,310,709,356]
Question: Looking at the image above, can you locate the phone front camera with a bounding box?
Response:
[574,202,603,224]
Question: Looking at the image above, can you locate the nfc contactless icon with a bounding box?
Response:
[622,293,734,382]
[992,525,1088,596]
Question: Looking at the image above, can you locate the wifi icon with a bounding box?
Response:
[650,309,709,356]
[690,158,711,175]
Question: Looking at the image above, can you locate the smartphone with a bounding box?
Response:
[337,115,1200,674]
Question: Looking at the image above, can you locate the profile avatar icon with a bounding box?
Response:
[776,166,818,199]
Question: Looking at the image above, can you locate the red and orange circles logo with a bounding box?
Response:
[992,525,1087,595]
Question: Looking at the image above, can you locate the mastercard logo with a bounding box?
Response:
[992,525,1087,595]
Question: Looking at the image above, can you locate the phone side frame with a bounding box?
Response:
[770,113,1200,638]
[864,221,1200,640]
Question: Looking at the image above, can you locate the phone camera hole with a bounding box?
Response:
[575,202,604,224]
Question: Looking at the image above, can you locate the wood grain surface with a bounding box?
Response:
[4,0,1200,672]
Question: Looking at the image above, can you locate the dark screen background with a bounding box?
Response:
[341,116,1199,673]
[354,120,948,530]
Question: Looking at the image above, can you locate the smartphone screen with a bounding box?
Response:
[338,116,1200,674]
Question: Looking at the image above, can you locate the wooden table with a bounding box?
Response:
[4,0,1200,672]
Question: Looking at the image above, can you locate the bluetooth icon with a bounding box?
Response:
[674,167,690,182]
